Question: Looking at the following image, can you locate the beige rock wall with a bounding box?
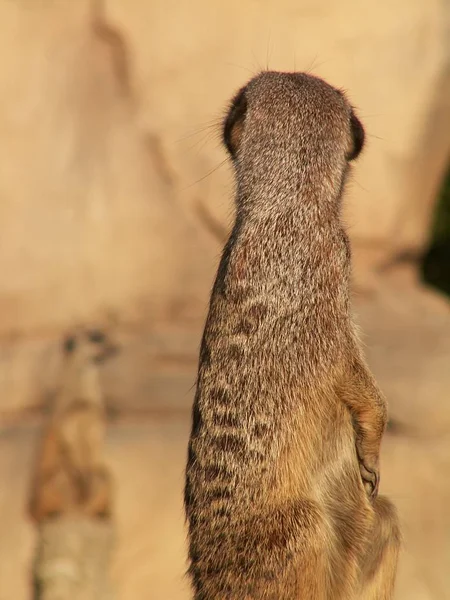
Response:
[0,0,449,409]
[0,0,215,338]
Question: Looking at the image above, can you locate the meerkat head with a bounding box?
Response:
[62,328,118,364]
[223,71,365,180]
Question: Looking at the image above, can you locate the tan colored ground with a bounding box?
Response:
[2,408,450,600]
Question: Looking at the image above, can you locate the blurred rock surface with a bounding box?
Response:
[0,1,449,598]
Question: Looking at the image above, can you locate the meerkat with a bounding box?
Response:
[29,329,116,522]
[184,72,400,600]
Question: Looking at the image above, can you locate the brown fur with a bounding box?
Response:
[184,72,400,599]
[29,329,115,522]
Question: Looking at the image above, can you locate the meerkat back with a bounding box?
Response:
[29,329,115,521]
[184,71,399,600]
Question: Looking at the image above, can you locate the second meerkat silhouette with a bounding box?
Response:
[185,72,400,600]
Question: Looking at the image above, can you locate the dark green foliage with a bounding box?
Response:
[422,167,450,297]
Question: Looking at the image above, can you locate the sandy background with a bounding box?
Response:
[0,1,449,599]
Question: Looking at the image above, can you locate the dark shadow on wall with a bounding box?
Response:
[422,166,450,297]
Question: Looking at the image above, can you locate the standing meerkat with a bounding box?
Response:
[184,72,400,600]
[29,329,115,522]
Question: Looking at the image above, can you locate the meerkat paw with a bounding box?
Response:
[358,460,379,499]
[356,442,380,499]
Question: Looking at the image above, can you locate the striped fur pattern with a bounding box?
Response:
[185,72,400,599]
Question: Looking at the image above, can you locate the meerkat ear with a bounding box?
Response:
[223,86,248,158]
[348,110,365,161]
